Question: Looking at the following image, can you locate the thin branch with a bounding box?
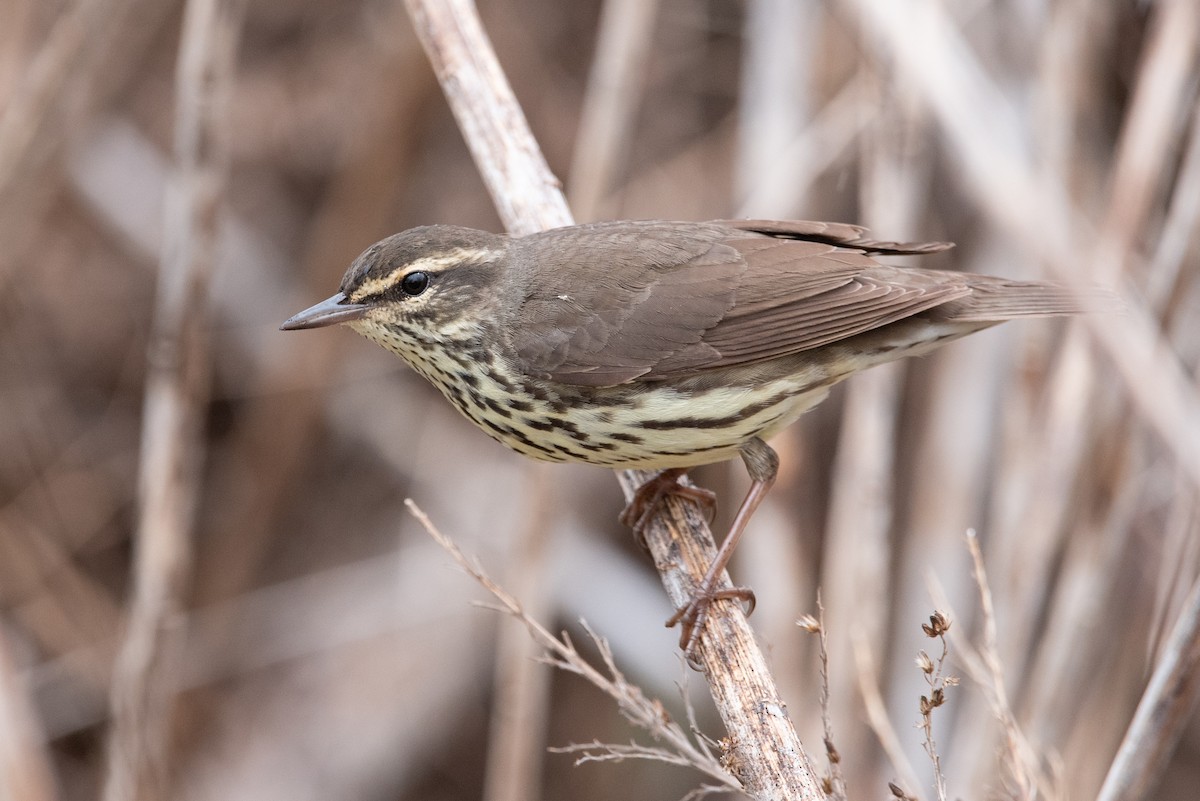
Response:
[405,500,739,793]
[567,0,662,220]
[916,612,956,801]
[1096,573,1200,801]
[960,532,1058,800]
[0,622,57,801]
[402,0,571,235]
[401,2,821,798]
[839,0,1200,491]
[853,630,922,797]
[483,467,556,801]
[798,601,847,801]
[102,2,245,799]
[930,534,1062,801]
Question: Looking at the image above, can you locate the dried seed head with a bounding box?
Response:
[922,610,951,637]
[916,650,934,674]
[797,614,821,633]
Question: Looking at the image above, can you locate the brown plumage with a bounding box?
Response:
[503,219,1094,385]
[282,218,1107,656]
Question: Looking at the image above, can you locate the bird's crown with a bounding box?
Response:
[340,225,507,308]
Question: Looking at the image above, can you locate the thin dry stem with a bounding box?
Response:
[1096,574,1200,801]
[0,623,57,801]
[102,2,245,799]
[567,0,662,220]
[853,631,922,797]
[402,2,821,798]
[483,466,556,801]
[964,531,1040,798]
[404,500,739,793]
[929,534,1061,800]
[916,612,955,801]
[798,600,846,801]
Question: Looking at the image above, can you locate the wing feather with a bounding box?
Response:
[505,220,1025,388]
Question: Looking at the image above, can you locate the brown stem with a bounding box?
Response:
[402,1,822,798]
[102,2,246,800]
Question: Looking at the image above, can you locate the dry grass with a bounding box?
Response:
[0,1,1198,799]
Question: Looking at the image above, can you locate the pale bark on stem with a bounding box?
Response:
[0,623,57,801]
[0,0,176,275]
[102,1,245,800]
[483,467,555,801]
[402,1,822,798]
[566,0,661,221]
[1096,575,1200,801]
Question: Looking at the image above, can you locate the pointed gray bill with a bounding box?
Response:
[280,293,370,330]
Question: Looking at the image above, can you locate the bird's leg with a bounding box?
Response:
[619,467,717,549]
[666,437,778,661]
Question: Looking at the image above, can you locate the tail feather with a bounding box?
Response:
[930,278,1122,323]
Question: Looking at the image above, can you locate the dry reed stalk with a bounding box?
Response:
[0,623,57,801]
[102,1,245,799]
[482,468,555,801]
[62,113,549,791]
[567,0,662,221]
[823,74,931,797]
[1096,574,1200,801]
[0,0,174,272]
[480,3,669,793]
[403,0,822,798]
[192,16,436,610]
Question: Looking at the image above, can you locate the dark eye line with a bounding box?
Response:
[348,266,442,304]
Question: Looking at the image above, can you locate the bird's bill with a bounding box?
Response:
[280,293,370,330]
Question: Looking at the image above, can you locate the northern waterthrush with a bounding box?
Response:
[282,218,1101,653]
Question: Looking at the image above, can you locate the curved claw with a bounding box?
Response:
[619,469,718,549]
[666,585,757,666]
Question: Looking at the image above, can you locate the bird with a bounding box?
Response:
[282,218,1105,655]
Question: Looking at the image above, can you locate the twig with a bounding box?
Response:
[1096,573,1200,801]
[567,0,662,220]
[916,611,956,801]
[483,466,556,801]
[405,500,739,793]
[798,600,846,801]
[0,622,57,801]
[0,0,173,272]
[402,2,821,798]
[928,533,1062,800]
[959,531,1055,799]
[839,0,1200,493]
[102,2,245,800]
[852,631,922,797]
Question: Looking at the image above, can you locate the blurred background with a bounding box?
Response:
[1,0,1199,799]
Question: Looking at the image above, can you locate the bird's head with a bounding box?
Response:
[281,225,509,357]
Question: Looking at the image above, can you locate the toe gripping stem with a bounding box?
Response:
[620,438,779,664]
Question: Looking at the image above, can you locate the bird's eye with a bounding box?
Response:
[400,271,429,296]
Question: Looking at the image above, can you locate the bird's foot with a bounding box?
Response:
[667,585,757,667]
[619,469,717,550]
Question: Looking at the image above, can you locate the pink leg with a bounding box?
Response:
[666,438,778,661]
